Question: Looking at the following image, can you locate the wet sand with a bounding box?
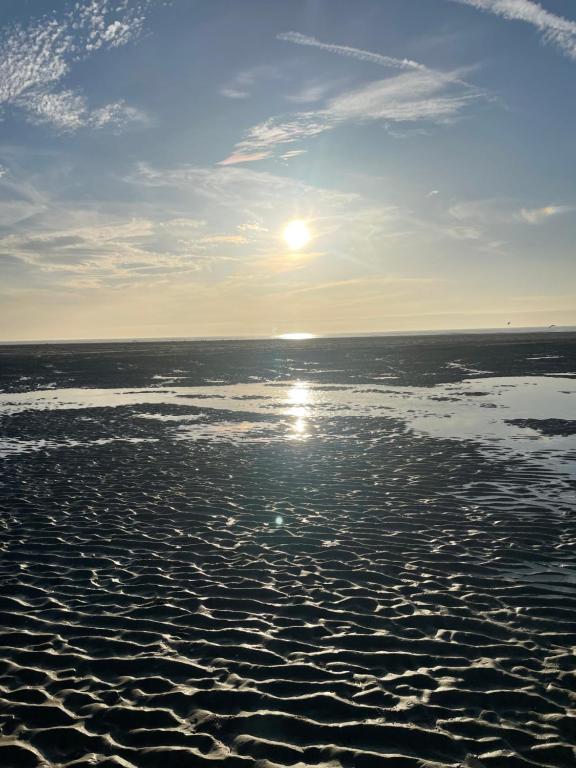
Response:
[0,334,575,768]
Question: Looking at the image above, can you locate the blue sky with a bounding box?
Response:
[0,0,575,340]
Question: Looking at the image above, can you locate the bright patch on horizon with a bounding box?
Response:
[283,220,311,250]
[278,332,316,340]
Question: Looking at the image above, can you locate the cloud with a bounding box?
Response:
[6,156,529,300]
[449,198,574,226]
[327,69,478,121]
[0,0,150,131]
[1,161,367,287]
[440,196,573,254]
[277,32,427,72]
[283,275,447,301]
[0,200,45,228]
[517,205,573,224]
[280,149,308,161]
[286,79,346,104]
[220,87,251,100]
[219,65,283,100]
[218,151,273,166]
[0,215,216,283]
[0,172,239,284]
[221,68,483,163]
[15,89,147,132]
[450,0,576,59]
[130,161,359,210]
[224,113,334,163]
[0,164,49,225]
[448,198,506,222]
[219,32,484,164]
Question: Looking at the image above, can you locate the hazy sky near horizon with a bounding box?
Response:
[0,0,575,340]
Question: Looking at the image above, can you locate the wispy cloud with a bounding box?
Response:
[448,198,508,222]
[286,275,446,297]
[0,0,150,131]
[218,151,273,166]
[0,213,228,284]
[450,0,576,59]
[222,67,483,163]
[220,31,484,164]
[517,205,573,224]
[131,161,359,209]
[441,196,573,254]
[449,198,574,226]
[286,79,346,105]
[277,32,427,72]
[7,154,540,300]
[219,65,283,100]
[279,149,308,161]
[2,161,366,286]
[327,69,478,121]
[225,113,334,161]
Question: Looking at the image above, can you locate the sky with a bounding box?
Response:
[0,0,575,341]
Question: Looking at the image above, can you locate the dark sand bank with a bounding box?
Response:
[505,419,576,437]
[0,335,575,768]
[2,331,576,392]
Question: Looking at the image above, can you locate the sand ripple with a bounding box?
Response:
[1,337,575,767]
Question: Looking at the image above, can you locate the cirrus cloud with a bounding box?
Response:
[221,32,485,165]
[222,67,484,164]
[450,0,576,59]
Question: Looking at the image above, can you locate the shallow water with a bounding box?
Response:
[1,374,574,472]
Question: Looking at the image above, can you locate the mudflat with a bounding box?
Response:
[0,333,575,768]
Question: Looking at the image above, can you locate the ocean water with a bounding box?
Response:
[0,333,575,767]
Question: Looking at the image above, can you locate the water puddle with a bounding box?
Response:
[1,376,575,476]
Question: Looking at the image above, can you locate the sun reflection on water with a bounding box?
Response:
[293,417,306,434]
[288,382,310,407]
[287,382,311,439]
[277,333,316,340]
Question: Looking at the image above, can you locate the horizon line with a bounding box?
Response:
[0,325,574,347]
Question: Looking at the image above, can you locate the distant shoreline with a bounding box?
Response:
[1,326,575,347]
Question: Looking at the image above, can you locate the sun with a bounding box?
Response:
[283,220,311,250]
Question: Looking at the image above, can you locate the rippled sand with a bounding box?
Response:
[0,334,575,768]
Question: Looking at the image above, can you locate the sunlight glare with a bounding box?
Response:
[287,383,311,440]
[278,332,316,340]
[293,417,306,434]
[288,382,310,407]
[283,220,311,250]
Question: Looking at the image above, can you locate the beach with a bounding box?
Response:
[0,333,575,768]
